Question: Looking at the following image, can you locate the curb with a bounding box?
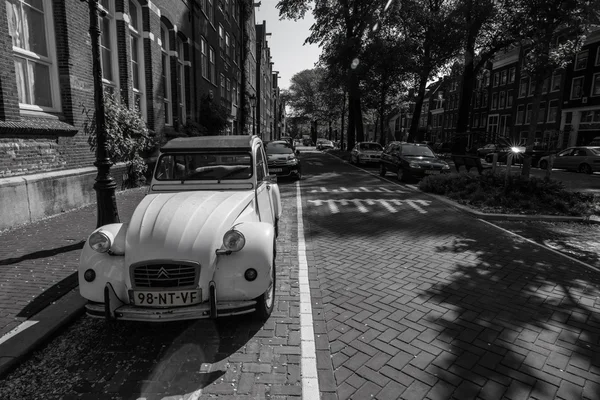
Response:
[0,288,86,379]
[324,150,600,224]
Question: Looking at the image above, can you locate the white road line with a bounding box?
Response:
[479,219,600,273]
[0,320,38,345]
[327,200,339,214]
[340,187,349,192]
[296,181,320,400]
[379,200,397,213]
[405,200,428,214]
[353,199,368,213]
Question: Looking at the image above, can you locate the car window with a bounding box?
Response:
[155,152,253,181]
[256,147,267,181]
[590,148,600,155]
[575,149,588,156]
[557,149,574,157]
[401,145,435,157]
[265,142,293,154]
[360,143,383,151]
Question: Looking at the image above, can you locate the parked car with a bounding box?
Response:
[279,136,296,152]
[317,140,335,151]
[265,140,302,180]
[350,142,384,165]
[476,144,498,158]
[379,142,451,181]
[79,135,281,322]
[538,146,600,174]
[484,138,526,163]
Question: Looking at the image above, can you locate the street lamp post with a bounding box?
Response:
[84,0,120,227]
[249,94,257,137]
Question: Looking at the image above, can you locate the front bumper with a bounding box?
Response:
[407,168,450,178]
[268,164,301,177]
[88,282,257,322]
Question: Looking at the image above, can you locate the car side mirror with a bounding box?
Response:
[295,150,300,155]
[266,174,278,183]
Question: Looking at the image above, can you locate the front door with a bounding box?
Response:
[553,148,576,169]
[255,146,274,225]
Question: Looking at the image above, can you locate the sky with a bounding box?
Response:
[255,0,322,89]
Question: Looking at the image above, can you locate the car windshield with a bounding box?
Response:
[360,143,383,151]
[265,142,294,154]
[402,145,435,157]
[154,152,253,181]
[589,148,600,155]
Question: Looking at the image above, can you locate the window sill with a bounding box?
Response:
[0,115,77,136]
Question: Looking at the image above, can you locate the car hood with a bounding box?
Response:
[267,154,293,162]
[125,190,254,267]
[358,150,382,155]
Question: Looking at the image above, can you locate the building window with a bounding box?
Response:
[528,77,534,96]
[491,93,498,109]
[482,92,488,108]
[220,73,225,98]
[570,76,584,99]
[209,46,216,85]
[547,100,558,122]
[6,0,62,111]
[507,91,514,108]
[499,91,505,109]
[473,113,479,128]
[176,37,186,125]
[525,103,532,124]
[219,24,224,55]
[509,67,516,83]
[596,48,600,66]
[551,73,561,92]
[481,113,487,128]
[226,78,231,101]
[207,0,214,24]
[160,23,172,125]
[516,105,524,125]
[225,32,230,59]
[233,82,237,105]
[201,37,208,79]
[538,102,546,123]
[95,0,119,94]
[129,0,145,119]
[232,40,236,64]
[493,72,499,87]
[501,70,507,85]
[574,50,588,71]
[519,77,528,97]
[592,73,600,97]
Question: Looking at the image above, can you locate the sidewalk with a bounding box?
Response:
[0,187,147,340]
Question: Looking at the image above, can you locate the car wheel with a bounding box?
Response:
[255,250,276,321]
[379,164,387,177]
[539,160,548,170]
[579,163,592,174]
[397,167,405,182]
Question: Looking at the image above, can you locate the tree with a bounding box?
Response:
[277,0,383,150]
[394,0,463,142]
[510,0,600,176]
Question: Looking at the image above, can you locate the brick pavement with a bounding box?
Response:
[0,182,307,399]
[300,151,600,400]
[0,187,148,339]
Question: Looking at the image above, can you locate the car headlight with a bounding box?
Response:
[511,147,521,153]
[409,162,421,168]
[442,164,450,170]
[223,230,245,252]
[286,157,298,165]
[89,231,113,253]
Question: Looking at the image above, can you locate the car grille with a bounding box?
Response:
[132,263,199,288]
[269,160,289,166]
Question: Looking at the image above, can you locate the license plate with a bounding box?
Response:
[132,290,201,307]
[425,170,441,175]
[270,168,283,173]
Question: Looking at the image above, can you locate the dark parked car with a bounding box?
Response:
[350,142,384,165]
[476,144,498,158]
[483,138,525,163]
[379,142,450,181]
[265,140,302,180]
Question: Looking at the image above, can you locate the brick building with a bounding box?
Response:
[0,0,282,230]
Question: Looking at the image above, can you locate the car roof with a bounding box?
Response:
[161,135,258,152]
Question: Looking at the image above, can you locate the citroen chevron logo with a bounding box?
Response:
[157,267,170,279]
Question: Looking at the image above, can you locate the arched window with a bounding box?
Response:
[129,0,145,119]
[176,36,186,124]
[6,0,61,111]
[160,23,172,125]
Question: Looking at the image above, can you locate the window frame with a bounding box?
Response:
[501,70,507,86]
[516,105,525,125]
[160,23,172,126]
[551,73,561,92]
[591,72,600,97]
[570,76,584,100]
[525,103,532,124]
[506,90,514,108]
[128,0,146,120]
[493,72,499,87]
[547,100,558,123]
[209,46,216,85]
[98,0,119,96]
[574,50,588,71]
[491,92,498,110]
[519,77,528,98]
[509,67,516,83]
[176,36,186,125]
[596,47,600,66]
[200,37,208,80]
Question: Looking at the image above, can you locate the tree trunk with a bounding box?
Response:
[328,120,333,140]
[379,86,386,146]
[346,79,356,150]
[456,33,476,134]
[341,90,346,150]
[312,120,318,145]
[409,71,429,142]
[521,74,544,177]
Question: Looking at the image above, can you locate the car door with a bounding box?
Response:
[553,148,575,169]
[255,146,275,225]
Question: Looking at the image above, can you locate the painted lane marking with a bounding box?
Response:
[296,181,320,399]
[0,320,38,345]
[307,198,431,214]
[310,186,407,194]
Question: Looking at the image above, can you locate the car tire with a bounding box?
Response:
[379,164,387,177]
[397,167,405,182]
[539,160,548,170]
[579,163,592,174]
[255,249,276,321]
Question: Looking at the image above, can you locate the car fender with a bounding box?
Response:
[214,221,275,301]
[79,223,129,303]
